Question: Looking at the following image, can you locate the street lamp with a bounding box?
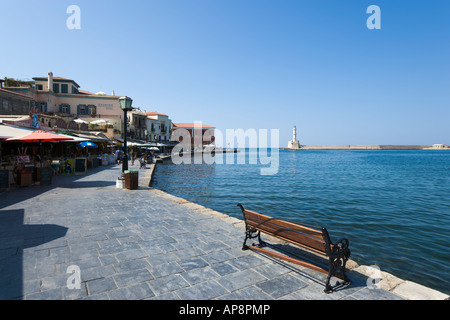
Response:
[119,96,133,175]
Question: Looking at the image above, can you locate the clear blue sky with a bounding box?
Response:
[1,0,449,145]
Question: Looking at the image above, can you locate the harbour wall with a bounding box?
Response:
[281,145,440,151]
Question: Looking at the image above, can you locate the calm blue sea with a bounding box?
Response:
[152,149,450,295]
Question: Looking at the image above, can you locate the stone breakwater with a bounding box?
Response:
[281,145,442,150]
[148,163,449,300]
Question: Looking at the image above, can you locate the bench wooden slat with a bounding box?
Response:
[243,209,323,239]
[246,220,327,254]
[243,210,326,253]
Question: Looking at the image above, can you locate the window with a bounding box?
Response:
[36,84,43,90]
[88,105,96,115]
[77,104,87,115]
[53,84,59,93]
[59,104,70,114]
[40,102,48,113]
[72,86,79,94]
[61,84,68,94]
[21,101,28,114]
[2,98,9,112]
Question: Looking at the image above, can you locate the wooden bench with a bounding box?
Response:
[238,204,351,293]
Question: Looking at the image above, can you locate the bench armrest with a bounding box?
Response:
[330,238,350,258]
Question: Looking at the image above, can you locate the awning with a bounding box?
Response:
[70,133,108,142]
[0,124,37,140]
[128,142,145,147]
[55,134,90,143]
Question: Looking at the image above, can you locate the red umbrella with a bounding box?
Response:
[5,130,74,143]
[6,130,74,161]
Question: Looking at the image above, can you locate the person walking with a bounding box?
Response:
[149,151,154,164]
[115,148,122,165]
[130,149,135,166]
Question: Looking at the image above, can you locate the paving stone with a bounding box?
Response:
[63,283,89,300]
[146,252,178,266]
[181,266,220,285]
[113,258,150,273]
[58,257,102,274]
[201,250,235,265]
[114,268,153,287]
[86,277,118,296]
[227,254,268,271]
[172,247,205,260]
[81,265,116,282]
[99,255,118,266]
[115,248,148,262]
[97,241,141,255]
[148,291,180,300]
[255,273,309,299]
[0,283,24,300]
[209,262,240,276]
[42,273,71,290]
[177,257,209,271]
[252,262,292,279]
[291,282,348,300]
[148,274,190,296]
[217,285,273,300]
[25,288,63,300]
[67,247,100,262]
[216,269,266,292]
[148,261,184,278]
[108,283,155,300]
[175,279,229,300]
[22,279,42,296]
[350,286,404,300]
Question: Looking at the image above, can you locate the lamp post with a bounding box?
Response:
[119,96,133,175]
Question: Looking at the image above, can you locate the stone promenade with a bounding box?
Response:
[0,163,411,300]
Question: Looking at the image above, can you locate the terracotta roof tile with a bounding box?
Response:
[173,123,215,129]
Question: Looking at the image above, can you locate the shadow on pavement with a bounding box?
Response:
[0,165,119,210]
[0,209,68,300]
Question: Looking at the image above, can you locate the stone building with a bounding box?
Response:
[3,72,129,134]
[0,87,34,116]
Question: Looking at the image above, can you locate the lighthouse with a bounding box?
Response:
[288,126,301,149]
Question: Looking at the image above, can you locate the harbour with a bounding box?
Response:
[1,0,448,305]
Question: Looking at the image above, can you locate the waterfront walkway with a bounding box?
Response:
[0,163,433,300]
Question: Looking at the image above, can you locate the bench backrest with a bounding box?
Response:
[242,208,327,255]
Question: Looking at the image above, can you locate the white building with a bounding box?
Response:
[432,144,448,149]
[146,112,172,143]
[127,110,147,141]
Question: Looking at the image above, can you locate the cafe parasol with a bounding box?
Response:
[5,130,74,161]
[78,141,98,148]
